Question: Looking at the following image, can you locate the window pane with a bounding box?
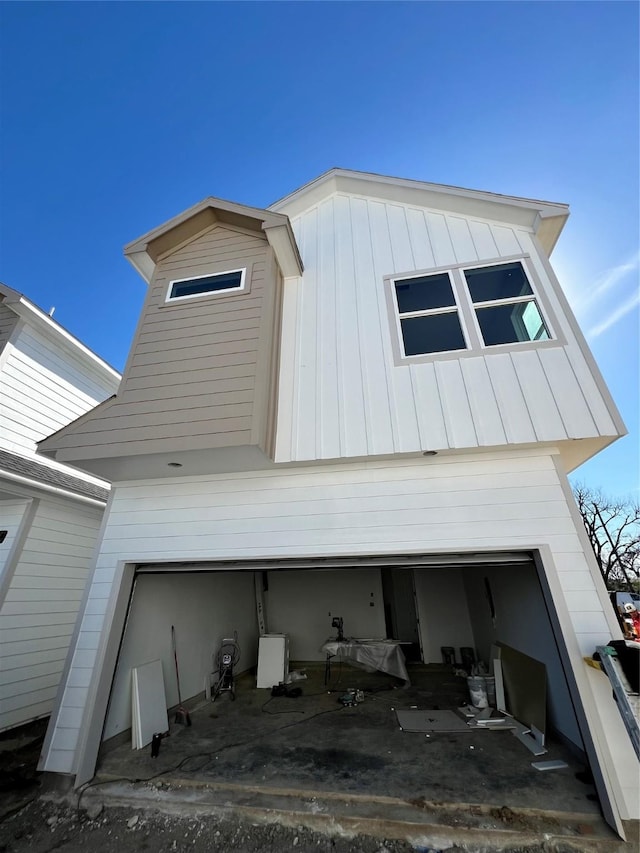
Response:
[476,300,549,346]
[400,313,466,355]
[465,262,532,303]
[170,270,243,299]
[521,300,549,341]
[395,273,455,313]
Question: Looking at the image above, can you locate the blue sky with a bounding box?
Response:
[1,1,638,496]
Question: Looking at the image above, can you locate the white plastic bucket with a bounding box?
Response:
[467,676,488,709]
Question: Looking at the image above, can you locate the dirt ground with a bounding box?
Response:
[0,718,431,852]
[0,798,431,853]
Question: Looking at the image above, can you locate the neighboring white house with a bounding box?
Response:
[37,170,637,836]
[0,283,120,732]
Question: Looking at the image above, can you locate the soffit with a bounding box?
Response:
[124,197,303,282]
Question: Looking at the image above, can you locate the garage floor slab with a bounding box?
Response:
[93,664,622,847]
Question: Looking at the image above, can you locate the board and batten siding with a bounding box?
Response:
[45,224,281,457]
[0,322,119,456]
[0,497,103,731]
[274,193,620,462]
[44,449,618,774]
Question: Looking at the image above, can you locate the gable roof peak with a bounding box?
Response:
[124,196,303,283]
[269,168,570,254]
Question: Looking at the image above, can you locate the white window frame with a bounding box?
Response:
[165,267,247,304]
[460,258,551,349]
[385,255,560,364]
[391,270,471,358]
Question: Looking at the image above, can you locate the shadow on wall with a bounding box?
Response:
[463,563,582,748]
[103,571,259,741]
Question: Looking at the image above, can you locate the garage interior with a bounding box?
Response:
[93,553,619,842]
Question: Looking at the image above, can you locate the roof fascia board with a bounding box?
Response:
[124,197,290,254]
[269,169,569,252]
[535,214,567,256]
[0,284,121,381]
[125,250,156,282]
[263,222,304,276]
[124,197,300,282]
[0,469,107,507]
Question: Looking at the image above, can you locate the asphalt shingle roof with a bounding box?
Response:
[0,449,109,502]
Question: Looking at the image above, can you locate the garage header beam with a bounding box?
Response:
[136,551,534,574]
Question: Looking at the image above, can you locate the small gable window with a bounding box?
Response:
[167,268,246,302]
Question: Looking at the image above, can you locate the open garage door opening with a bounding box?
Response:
[89,550,623,837]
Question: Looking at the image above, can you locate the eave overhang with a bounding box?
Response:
[269,169,570,256]
[0,283,120,382]
[124,197,303,283]
[0,449,109,505]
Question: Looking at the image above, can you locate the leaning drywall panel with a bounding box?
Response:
[103,571,258,741]
[0,497,102,731]
[265,567,386,660]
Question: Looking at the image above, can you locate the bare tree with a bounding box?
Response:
[573,484,640,590]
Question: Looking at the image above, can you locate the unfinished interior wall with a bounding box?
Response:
[265,568,386,660]
[414,568,474,663]
[463,563,581,747]
[103,571,258,741]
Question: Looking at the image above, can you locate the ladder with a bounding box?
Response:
[596,645,640,760]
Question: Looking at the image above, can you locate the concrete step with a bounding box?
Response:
[69,773,630,852]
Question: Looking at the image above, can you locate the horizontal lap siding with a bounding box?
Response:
[48,450,614,770]
[0,500,28,576]
[277,194,615,461]
[0,304,19,349]
[0,499,102,731]
[49,227,274,455]
[0,324,118,455]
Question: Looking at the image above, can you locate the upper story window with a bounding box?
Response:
[394,272,467,355]
[464,262,549,346]
[388,258,554,360]
[166,268,246,302]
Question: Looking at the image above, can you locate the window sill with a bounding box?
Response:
[394,337,565,367]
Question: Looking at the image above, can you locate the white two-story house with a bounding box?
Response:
[36,170,636,835]
[0,283,120,732]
